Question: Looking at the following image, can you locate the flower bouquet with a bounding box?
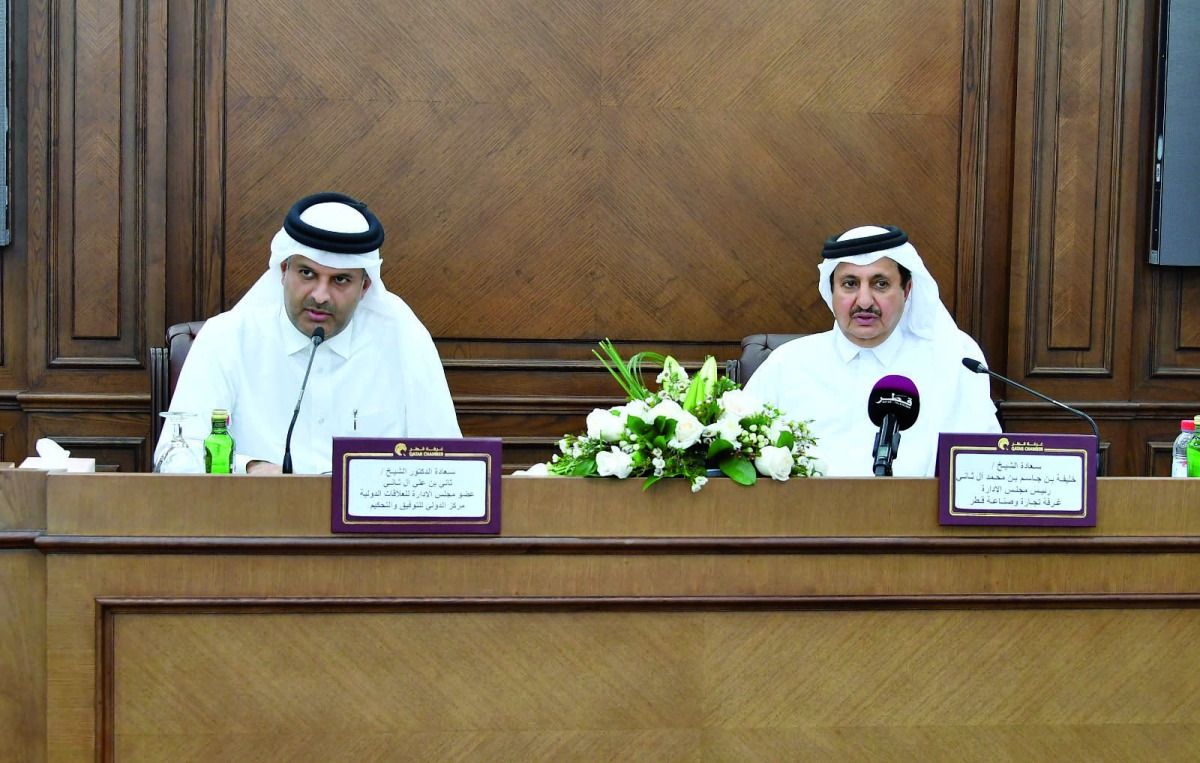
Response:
[541,340,819,491]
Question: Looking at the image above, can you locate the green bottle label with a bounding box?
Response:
[1188,434,1200,478]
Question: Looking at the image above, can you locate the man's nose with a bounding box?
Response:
[310,278,332,304]
[854,285,874,307]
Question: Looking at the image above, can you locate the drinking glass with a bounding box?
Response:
[154,412,206,473]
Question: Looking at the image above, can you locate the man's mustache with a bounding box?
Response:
[851,306,882,317]
[304,299,333,313]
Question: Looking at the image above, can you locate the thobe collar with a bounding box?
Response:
[277,305,354,359]
[832,322,907,367]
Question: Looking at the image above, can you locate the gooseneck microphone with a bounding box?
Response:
[961,357,1102,474]
[960,358,1099,439]
[868,375,921,477]
[282,326,325,474]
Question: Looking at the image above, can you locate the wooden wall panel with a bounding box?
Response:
[29,476,1200,759]
[0,471,46,763]
[0,0,29,407]
[109,607,1200,760]
[0,412,27,466]
[69,0,123,340]
[1009,0,1130,380]
[171,0,995,470]
[955,1,1019,348]
[28,411,151,473]
[1149,269,1200,377]
[1128,0,1200,465]
[15,0,1189,474]
[211,0,974,344]
[0,552,45,763]
[13,0,169,467]
[1,222,13,381]
[1003,0,1200,472]
[46,0,167,368]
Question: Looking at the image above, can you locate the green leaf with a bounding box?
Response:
[776,430,794,450]
[707,438,734,459]
[682,375,704,412]
[594,340,653,400]
[653,435,668,451]
[626,417,648,435]
[719,455,757,485]
[692,356,718,410]
[570,457,597,477]
[642,475,662,491]
[628,351,667,393]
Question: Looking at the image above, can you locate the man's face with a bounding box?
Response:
[830,257,912,348]
[280,255,372,339]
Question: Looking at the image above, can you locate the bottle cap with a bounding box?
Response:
[211,408,230,424]
[1185,419,1196,431]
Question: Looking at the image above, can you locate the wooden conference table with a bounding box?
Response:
[2,470,1200,761]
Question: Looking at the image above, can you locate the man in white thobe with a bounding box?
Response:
[745,225,999,476]
[154,192,461,474]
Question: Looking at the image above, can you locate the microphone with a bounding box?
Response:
[961,357,1102,474]
[868,375,920,477]
[282,327,325,474]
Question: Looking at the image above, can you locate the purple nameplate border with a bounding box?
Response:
[937,433,1097,527]
[331,437,502,534]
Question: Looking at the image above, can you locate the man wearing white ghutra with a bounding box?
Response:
[745,225,1000,476]
[155,192,461,474]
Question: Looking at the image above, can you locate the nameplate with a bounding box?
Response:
[937,433,1097,527]
[331,437,502,534]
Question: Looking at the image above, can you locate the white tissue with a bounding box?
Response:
[36,438,70,465]
[19,438,96,472]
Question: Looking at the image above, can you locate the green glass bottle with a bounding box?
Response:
[1188,415,1200,478]
[204,409,236,474]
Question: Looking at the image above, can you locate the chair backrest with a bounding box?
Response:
[149,321,207,442]
[725,333,804,386]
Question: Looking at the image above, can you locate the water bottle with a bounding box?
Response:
[204,408,236,474]
[1172,419,1195,477]
[1189,416,1200,478]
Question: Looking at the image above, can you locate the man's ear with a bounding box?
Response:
[361,274,373,295]
[904,280,914,299]
[279,259,290,282]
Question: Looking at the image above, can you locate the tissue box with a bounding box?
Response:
[19,457,96,473]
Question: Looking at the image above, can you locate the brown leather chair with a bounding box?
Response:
[725,334,804,386]
[149,321,207,441]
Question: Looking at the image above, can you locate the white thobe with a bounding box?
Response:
[154,303,461,474]
[744,326,1000,477]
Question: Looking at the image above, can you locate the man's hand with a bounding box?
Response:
[246,460,282,475]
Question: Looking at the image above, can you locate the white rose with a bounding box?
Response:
[670,411,704,449]
[586,408,626,442]
[755,445,794,481]
[513,462,551,477]
[595,447,634,479]
[623,399,655,424]
[710,416,745,445]
[720,389,762,421]
[647,398,684,422]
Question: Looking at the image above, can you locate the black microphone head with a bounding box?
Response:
[312,327,326,344]
[868,375,920,430]
[961,357,985,373]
